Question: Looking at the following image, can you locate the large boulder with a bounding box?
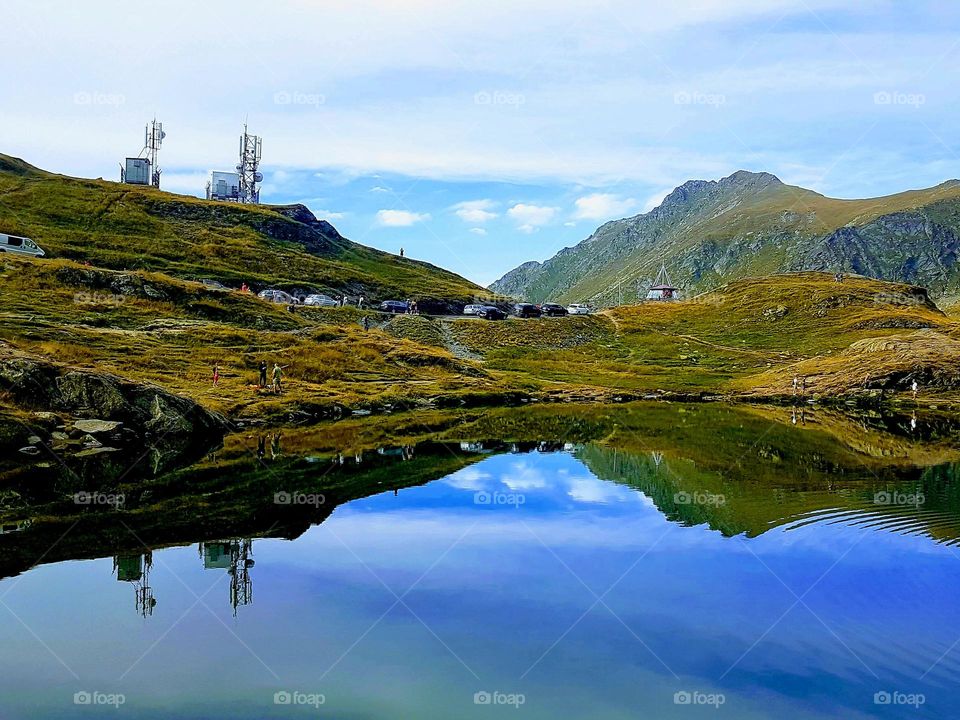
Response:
[0,349,228,439]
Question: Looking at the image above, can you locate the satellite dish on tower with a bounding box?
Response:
[254,172,264,183]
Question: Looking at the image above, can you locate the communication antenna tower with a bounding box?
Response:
[237,124,263,204]
[144,119,165,188]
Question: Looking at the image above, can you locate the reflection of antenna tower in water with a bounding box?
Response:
[200,539,255,615]
[114,551,156,618]
[237,124,263,204]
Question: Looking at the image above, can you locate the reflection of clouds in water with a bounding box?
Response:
[566,476,644,505]
[501,461,548,491]
[445,454,653,508]
[443,466,491,491]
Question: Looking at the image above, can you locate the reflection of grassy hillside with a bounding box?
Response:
[0,434,479,580]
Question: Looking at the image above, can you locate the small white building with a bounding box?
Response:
[206,171,241,201]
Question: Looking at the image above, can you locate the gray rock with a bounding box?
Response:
[73,419,123,434]
[18,446,40,456]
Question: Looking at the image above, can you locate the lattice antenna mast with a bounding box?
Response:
[237,124,263,204]
[142,119,165,188]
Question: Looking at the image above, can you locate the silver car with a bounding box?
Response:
[566,303,591,315]
[304,294,339,307]
[463,304,485,315]
[258,289,300,305]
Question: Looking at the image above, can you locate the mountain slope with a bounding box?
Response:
[490,171,960,304]
[0,153,483,305]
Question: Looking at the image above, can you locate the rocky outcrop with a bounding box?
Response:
[0,348,228,440]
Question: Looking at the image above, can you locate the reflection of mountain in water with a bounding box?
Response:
[577,440,960,545]
[2,401,960,615]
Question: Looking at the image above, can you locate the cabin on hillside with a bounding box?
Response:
[646,263,679,301]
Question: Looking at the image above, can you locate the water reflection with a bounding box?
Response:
[1,402,960,718]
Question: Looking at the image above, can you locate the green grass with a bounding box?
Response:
[0,153,484,304]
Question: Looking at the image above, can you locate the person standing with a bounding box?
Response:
[912,379,919,399]
[213,364,220,387]
[272,363,284,394]
[362,316,370,331]
[400,247,405,258]
[258,361,267,388]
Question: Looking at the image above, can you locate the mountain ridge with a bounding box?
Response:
[490,171,960,304]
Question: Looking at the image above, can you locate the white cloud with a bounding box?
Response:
[573,193,639,221]
[469,227,487,235]
[453,199,498,223]
[642,188,675,212]
[507,203,558,233]
[313,209,347,220]
[370,185,390,193]
[376,209,431,227]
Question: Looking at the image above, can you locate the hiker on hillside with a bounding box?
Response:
[272,363,285,394]
[362,316,370,331]
[258,361,267,388]
[212,364,220,387]
[400,247,405,258]
[801,376,807,395]
[792,376,799,395]
[912,379,919,399]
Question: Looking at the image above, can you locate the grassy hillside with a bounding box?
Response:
[491,170,960,305]
[0,153,483,304]
[1,153,959,425]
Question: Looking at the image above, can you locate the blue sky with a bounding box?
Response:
[3,1,959,285]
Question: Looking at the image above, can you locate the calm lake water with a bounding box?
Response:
[0,403,958,718]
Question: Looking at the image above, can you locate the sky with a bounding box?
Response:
[2,1,959,286]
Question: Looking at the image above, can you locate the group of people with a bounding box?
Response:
[258,360,286,394]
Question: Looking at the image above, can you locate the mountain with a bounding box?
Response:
[0,153,483,305]
[490,171,960,304]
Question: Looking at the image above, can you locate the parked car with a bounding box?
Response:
[258,289,300,304]
[478,305,507,320]
[513,303,541,318]
[540,303,568,317]
[380,300,409,314]
[463,304,485,316]
[567,303,591,315]
[200,278,229,291]
[0,233,44,257]
[304,294,339,307]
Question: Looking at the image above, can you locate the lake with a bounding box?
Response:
[0,402,957,718]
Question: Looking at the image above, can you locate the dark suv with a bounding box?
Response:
[478,306,506,320]
[513,303,541,318]
[540,303,568,317]
[379,300,409,314]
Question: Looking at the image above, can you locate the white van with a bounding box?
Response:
[0,233,45,257]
